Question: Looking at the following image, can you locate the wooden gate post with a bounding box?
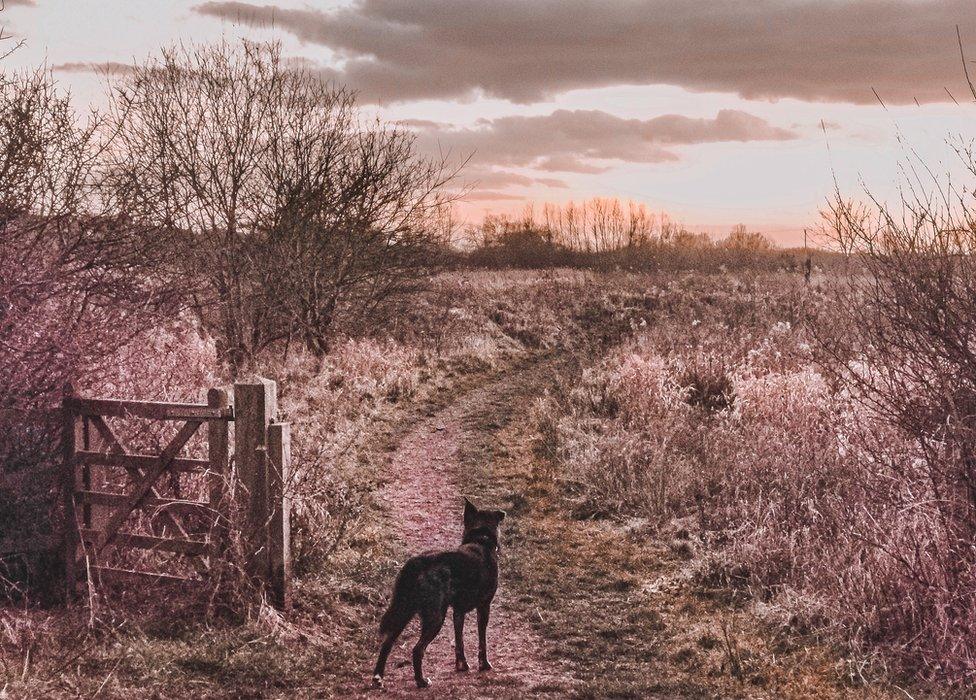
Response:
[60,383,82,601]
[233,378,277,594]
[207,388,231,555]
[267,422,291,609]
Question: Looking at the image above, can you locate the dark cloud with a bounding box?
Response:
[52,61,136,75]
[194,0,976,105]
[410,109,796,173]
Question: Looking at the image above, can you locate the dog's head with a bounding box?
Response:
[462,497,505,538]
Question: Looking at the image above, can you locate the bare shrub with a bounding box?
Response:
[107,40,454,373]
[804,164,976,680]
[0,67,188,578]
[675,353,734,412]
[0,68,175,415]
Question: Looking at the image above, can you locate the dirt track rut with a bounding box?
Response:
[367,371,572,698]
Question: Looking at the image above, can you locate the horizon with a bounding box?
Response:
[5,0,976,246]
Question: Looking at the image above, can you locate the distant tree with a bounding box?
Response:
[107,41,455,370]
[721,224,774,250]
[661,223,712,249]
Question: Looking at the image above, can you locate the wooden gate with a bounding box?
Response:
[61,386,233,592]
[52,378,291,607]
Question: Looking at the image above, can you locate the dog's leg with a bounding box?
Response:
[372,617,411,688]
[453,609,469,672]
[372,632,398,688]
[413,605,448,688]
[477,602,493,672]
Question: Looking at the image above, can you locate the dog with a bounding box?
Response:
[371,498,506,689]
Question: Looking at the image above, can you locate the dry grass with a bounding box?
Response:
[0,268,683,697]
[535,269,976,689]
[4,266,960,696]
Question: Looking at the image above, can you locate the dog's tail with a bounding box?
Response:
[379,556,425,635]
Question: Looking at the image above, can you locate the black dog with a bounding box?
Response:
[372,498,506,689]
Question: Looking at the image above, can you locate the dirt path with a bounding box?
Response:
[348,354,871,699]
[366,370,573,698]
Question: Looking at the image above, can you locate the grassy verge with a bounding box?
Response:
[458,356,892,699]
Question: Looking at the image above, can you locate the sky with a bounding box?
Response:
[3,0,976,245]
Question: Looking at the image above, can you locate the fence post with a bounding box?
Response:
[233,378,277,591]
[60,383,82,601]
[267,422,291,609]
[207,388,231,555]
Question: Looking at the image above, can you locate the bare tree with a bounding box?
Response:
[721,224,773,250]
[263,118,455,355]
[0,67,182,496]
[819,150,976,672]
[107,40,454,371]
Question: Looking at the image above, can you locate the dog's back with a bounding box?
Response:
[379,545,498,635]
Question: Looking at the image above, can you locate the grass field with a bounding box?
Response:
[0,267,950,697]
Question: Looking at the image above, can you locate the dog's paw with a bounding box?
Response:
[478,660,493,672]
[416,676,432,689]
[455,658,470,672]
[371,674,384,689]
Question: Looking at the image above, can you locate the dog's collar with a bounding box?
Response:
[462,527,500,554]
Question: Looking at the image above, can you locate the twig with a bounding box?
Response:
[957,25,976,102]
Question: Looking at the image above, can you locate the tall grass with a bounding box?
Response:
[536,270,976,685]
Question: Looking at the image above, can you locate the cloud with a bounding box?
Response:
[534,177,569,189]
[194,0,976,105]
[452,167,570,191]
[463,190,529,202]
[52,61,136,75]
[410,109,796,173]
[2,1,37,7]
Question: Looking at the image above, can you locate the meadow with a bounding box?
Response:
[4,261,965,697]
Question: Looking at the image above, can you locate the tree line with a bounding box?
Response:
[463,200,800,270]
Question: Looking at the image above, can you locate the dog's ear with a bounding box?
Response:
[463,497,477,526]
[492,510,506,525]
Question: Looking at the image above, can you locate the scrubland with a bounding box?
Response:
[0,260,941,699]
[4,261,973,696]
[534,267,976,688]
[0,269,661,697]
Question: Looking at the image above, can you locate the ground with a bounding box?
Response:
[338,352,893,699]
[0,278,908,698]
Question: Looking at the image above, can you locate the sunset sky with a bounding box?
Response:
[4,0,976,244]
